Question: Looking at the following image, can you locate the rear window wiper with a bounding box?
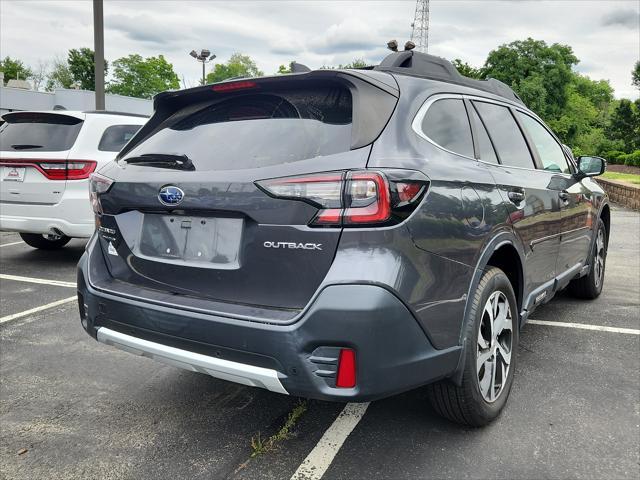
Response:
[122,153,195,171]
[10,144,44,150]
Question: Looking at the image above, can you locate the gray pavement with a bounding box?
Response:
[0,206,638,480]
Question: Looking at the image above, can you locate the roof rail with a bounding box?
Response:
[373,51,523,104]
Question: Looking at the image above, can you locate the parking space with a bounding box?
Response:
[0,206,638,479]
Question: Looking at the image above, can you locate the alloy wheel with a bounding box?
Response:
[477,290,513,403]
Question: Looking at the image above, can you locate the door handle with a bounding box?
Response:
[508,189,525,204]
[558,191,570,202]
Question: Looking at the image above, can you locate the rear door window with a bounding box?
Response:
[0,112,83,152]
[468,104,498,164]
[98,124,142,152]
[420,98,474,158]
[473,101,534,169]
[516,112,571,174]
[123,87,353,170]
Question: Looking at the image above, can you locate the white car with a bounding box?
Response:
[0,110,147,249]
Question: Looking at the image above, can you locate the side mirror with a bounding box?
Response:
[576,156,606,178]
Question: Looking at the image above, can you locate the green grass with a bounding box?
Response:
[250,400,308,457]
[600,171,640,185]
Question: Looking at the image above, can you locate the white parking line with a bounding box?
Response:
[528,319,639,335]
[0,296,76,325]
[0,274,76,288]
[291,402,369,480]
[0,241,24,248]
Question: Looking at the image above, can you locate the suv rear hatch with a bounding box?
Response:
[92,71,399,319]
[0,112,92,204]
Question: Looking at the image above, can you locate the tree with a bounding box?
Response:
[451,59,484,79]
[30,60,49,91]
[68,47,107,91]
[108,54,180,99]
[277,62,295,74]
[607,99,637,152]
[483,38,578,119]
[46,57,74,90]
[633,60,640,90]
[206,54,263,84]
[322,58,369,70]
[0,56,33,84]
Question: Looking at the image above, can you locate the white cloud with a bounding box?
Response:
[0,0,637,98]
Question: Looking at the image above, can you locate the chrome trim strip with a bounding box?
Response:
[96,327,289,395]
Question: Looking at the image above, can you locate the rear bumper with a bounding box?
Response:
[77,252,461,402]
[0,180,94,237]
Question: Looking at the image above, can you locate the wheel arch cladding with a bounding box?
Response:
[600,203,611,244]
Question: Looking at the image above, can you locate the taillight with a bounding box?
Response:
[212,80,258,92]
[89,173,114,215]
[0,159,97,180]
[256,170,427,227]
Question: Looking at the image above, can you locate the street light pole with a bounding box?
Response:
[93,0,105,110]
[190,49,215,86]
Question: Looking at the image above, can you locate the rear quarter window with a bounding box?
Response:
[98,124,142,152]
[0,112,83,152]
[419,98,474,158]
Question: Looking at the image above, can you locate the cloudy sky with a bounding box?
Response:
[1,0,639,98]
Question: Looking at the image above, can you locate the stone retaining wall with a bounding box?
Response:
[596,178,640,210]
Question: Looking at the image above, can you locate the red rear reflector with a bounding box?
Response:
[0,159,96,180]
[212,80,258,92]
[396,182,424,204]
[336,348,356,388]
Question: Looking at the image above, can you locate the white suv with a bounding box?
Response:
[0,110,147,249]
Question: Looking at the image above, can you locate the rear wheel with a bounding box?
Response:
[19,232,71,250]
[568,218,607,299]
[427,267,518,427]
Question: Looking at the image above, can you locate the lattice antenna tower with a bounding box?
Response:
[410,0,430,53]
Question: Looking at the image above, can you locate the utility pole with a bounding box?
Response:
[93,0,105,110]
[189,49,216,85]
[410,0,430,53]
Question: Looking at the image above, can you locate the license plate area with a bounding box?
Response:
[2,166,26,182]
[136,214,243,269]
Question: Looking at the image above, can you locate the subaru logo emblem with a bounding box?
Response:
[158,186,184,206]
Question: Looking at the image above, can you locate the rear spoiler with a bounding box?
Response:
[117,70,399,160]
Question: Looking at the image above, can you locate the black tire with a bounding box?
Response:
[19,232,71,250]
[568,218,607,300]
[427,267,519,427]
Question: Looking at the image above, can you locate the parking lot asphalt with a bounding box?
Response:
[0,207,638,480]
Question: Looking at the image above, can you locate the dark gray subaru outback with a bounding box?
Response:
[78,51,610,426]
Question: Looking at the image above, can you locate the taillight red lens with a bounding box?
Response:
[336,348,356,388]
[0,159,97,180]
[256,170,427,228]
[212,80,258,92]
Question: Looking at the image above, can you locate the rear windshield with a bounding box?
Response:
[123,87,353,170]
[0,112,83,152]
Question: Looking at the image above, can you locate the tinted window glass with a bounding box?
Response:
[469,104,498,164]
[473,101,534,169]
[421,98,474,157]
[98,124,142,152]
[0,112,83,151]
[123,87,352,170]
[516,112,570,174]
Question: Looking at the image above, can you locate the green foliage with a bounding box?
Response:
[483,38,578,120]
[67,48,108,91]
[0,56,33,83]
[633,60,640,90]
[321,58,369,70]
[607,99,638,153]
[619,150,640,167]
[107,54,180,99]
[206,53,263,84]
[46,57,74,90]
[451,59,484,79]
[277,62,294,74]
